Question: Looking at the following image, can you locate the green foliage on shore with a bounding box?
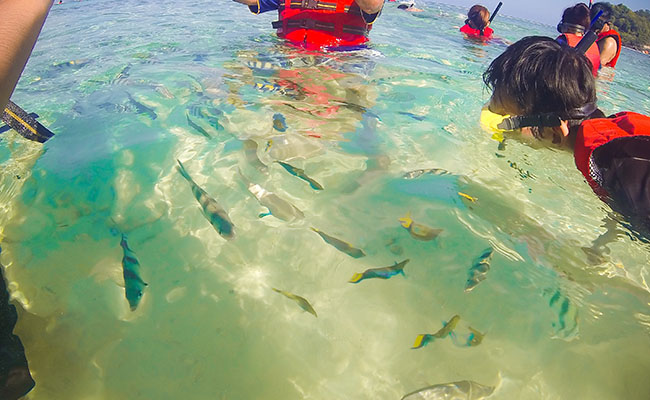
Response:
[607,3,650,49]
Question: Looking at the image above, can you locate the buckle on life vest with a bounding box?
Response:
[301,0,319,9]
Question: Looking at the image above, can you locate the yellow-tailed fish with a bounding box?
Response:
[311,227,365,258]
[247,182,304,222]
[120,235,148,311]
[399,212,443,241]
[402,168,451,180]
[177,160,235,240]
[412,315,460,349]
[277,161,324,190]
[467,327,485,346]
[349,259,409,284]
[458,192,478,202]
[272,288,317,317]
[465,248,493,292]
[401,380,495,400]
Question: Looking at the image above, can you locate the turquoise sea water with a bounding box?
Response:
[1,0,650,399]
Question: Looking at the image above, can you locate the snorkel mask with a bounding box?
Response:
[496,102,598,131]
[556,22,585,34]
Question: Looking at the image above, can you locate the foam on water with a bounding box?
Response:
[2,0,650,399]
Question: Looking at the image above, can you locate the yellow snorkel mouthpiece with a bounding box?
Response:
[480,106,510,142]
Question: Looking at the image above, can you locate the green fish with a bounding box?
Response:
[177,160,235,240]
[277,161,324,190]
[186,113,211,138]
[412,315,460,349]
[311,227,365,258]
[465,248,493,292]
[399,212,443,241]
[120,235,148,311]
[272,288,317,317]
[349,259,409,283]
[401,380,495,400]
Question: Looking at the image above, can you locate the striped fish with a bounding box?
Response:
[176,160,235,240]
[120,235,148,311]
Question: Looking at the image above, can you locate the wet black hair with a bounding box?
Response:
[483,36,599,120]
[590,2,613,31]
[560,3,591,31]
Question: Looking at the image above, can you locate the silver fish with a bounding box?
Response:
[465,248,493,292]
[177,160,235,240]
[401,380,495,400]
[248,182,304,222]
[402,168,451,180]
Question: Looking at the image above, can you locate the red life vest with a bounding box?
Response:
[460,24,493,39]
[597,29,621,68]
[575,112,650,194]
[557,33,601,77]
[275,0,374,50]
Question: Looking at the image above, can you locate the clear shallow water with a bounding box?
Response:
[1,0,650,399]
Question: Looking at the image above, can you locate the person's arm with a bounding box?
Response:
[0,0,53,111]
[597,37,617,66]
[355,0,383,15]
[232,0,279,15]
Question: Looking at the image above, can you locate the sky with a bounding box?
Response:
[436,0,649,26]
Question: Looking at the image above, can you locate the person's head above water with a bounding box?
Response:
[483,36,604,144]
[590,2,613,33]
[557,3,591,35]
[397,1,415,10]
[466,5,491,31]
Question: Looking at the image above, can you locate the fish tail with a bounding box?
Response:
[348,273,364,284]
[398,212,412,228]
[411,334,430,349]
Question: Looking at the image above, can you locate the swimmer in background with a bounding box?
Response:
[231,0,383,51]
[397,1,423,13]
[460,5,494,40]
[590,2,622,69]
[483,36,650,235]
[555,3,600,76]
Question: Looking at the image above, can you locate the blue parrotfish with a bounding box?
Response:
[176,159,235,240]
[277,161,324,190]
[349,259,409,284]
[272,113,287,132]
[120,235,148,311]
[272,288,317,317]
[311,227,365,258]
[412,315,460,349]
[401,379,495,400]
[399,212,443,241]
[465,248,493,292]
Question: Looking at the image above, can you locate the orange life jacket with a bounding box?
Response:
[597,29,621,68]
[558,33,601,77]
[274,0,373,50]
[575,112,650,194]
[460,24,493,39]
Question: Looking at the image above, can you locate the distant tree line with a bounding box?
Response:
[606,3,650,50]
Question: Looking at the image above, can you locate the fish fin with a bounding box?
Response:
[348,273,364,284]
[259,211,272,218]
[411,334,430,349]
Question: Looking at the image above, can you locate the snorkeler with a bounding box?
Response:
[590,2,621,68]
[397,1,423,12]
[231,0,383,50]
[555,3,600,76]
[483,36,650,232]
[459,4,494,40]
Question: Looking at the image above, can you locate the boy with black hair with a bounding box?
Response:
[590,2,622,68]
[483,36,650,232]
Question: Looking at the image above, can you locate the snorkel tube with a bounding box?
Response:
[574,9,603,54]
[489,2,503,24]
